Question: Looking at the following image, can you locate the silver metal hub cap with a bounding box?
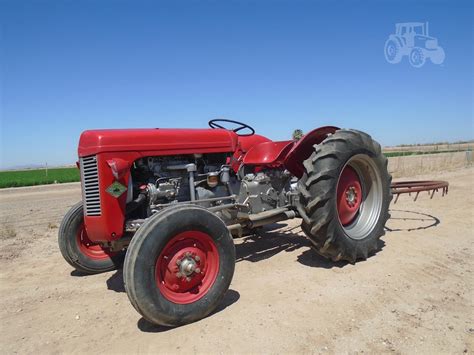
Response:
[339,154,383,240]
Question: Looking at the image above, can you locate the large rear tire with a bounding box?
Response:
[384,39,402,64]
[297,129,392,263]
[58,202,124,274]
[123,205,235,327]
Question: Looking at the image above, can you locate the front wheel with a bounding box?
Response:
[430,47,445,65]
[58,202,124,274]
[297,129,392,263]
[409,47,426,68]
[123,205,235,327]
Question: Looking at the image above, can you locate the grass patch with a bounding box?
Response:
[0,167,80,188]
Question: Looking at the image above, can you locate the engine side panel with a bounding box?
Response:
[82,151,231,242]
[82,151,138,242]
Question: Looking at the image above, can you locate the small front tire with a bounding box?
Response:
[123,205,236,327]
[430,47,445,65]
[409,47,426,68]
[58,202,124,274]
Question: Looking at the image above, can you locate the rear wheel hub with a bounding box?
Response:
[337,165,363,226]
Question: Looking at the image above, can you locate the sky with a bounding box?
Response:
[1,0,473,169]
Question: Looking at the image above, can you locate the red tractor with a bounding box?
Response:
[59,120,392,326]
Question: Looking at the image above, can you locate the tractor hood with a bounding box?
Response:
[78,128,239,157]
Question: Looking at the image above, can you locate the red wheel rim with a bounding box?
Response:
[76,224,114,260]
[337,165,363,226]
[155,230,219,304]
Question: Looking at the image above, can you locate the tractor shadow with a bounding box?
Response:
[104,222,352,296]
[104,209,440,292]
[385,209,440,233]
[106,269,125,292]
[136,289,241,333]
[99,210,440,332]
[105,271,240,333]
[235,223,350,269]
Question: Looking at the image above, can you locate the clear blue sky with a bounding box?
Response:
[1,0,473,169]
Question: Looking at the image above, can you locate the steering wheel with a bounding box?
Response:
[208,119,255,136]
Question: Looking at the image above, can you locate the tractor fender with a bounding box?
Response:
[242,140,294,166]
[283,126,339,178]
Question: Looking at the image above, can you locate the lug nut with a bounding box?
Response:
[176,259,182,266]
[195,268,201,273]
[176,272,182,278]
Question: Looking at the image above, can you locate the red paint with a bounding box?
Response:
[337,166,362,226]
[284,126,339,178]
[155,231,219,304]
[78,128,239,157]
[76,221,115,260]
[83,152,136,242]
[77,125,339,243]
[229,135,272,172]
[243,140,294,166]
[237,134,272,153]
[106,158,130,180]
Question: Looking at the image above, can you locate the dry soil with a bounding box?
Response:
[0,168,473,354]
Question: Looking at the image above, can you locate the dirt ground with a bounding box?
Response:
[0,167,473,354]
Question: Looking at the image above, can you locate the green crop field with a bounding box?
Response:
[0,167,80,188]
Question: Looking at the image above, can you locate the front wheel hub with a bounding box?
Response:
[155,231,219,304]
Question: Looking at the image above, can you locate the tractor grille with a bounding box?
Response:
[80,155,101,216]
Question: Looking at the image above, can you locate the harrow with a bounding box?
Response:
[391,180,449,203]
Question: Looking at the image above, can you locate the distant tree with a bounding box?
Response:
[292,129,304,141]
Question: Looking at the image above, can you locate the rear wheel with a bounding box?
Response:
[58,202,124,274]
[384,39,402,64]
[123,205,235,326]
[297,129,392,263]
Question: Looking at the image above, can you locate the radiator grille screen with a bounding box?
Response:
[80,155,101,216]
